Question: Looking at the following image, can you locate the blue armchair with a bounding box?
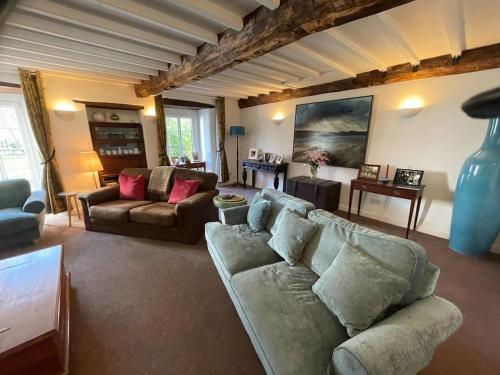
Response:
[0,179,46,250]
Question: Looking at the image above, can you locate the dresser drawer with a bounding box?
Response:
[353,182,415,199]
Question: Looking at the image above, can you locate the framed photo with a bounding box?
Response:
[257,151,264,161]
[358,164,381,180]
[268,153,277,163]
[393,168,424,186]
[264,152,271,162]
[275,154,284,164]
[248,148,259,159]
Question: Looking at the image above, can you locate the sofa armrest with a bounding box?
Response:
[220,205,249,225]
[332,296,463,375]
[23,190,46,214]
[79,186,119,206]
[175,190,219,244]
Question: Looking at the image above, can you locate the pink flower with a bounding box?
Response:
[304,150,329,167]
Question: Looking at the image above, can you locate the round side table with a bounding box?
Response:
[213,194,247,221]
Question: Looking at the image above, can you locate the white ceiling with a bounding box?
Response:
[0,0,499,99]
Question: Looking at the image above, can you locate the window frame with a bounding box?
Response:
[165,108,200,160]
[0,93,41,188]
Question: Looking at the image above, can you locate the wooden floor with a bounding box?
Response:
[335,211,500,375]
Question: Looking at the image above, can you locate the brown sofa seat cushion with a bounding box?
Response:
[89,200,153,222]
[129,202,177,227]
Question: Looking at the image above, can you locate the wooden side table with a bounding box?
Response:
[213,194,248,222]
[58,191,81,227]
[286,176,341,212]
[242,159,288,192]
[176,161,206,171]
[348,178,425,238]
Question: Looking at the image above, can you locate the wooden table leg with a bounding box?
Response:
[66,196,72,227]
[414,196,422,230]
[283,170,288,192]
[357,190,363,216]
[73,195,81,220]
[242,168,247,189]
[348,186,354,220]
[406,198,416,238]
[252,170,256,188]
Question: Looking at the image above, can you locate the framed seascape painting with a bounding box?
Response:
[292,96,374,168]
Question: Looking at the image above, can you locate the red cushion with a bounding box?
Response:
[119,173,145,200]
[167,177,200,204]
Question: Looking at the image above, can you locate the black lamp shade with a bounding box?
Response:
[230,125,245,136]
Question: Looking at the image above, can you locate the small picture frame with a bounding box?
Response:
[257,151,264,161]
[264,152,271,162]
[192,151,199,161]
[393,168,424,186]
[358,164,381,180]
[268,153,277,163]
[248,148,259,159]
[275,154,284,164]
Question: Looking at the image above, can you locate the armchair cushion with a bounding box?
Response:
[23,190,46,214]
[0,207,39,236]
[332,296,463,375]
[312,242,411,337]
[0,179,31,209]
[220,205,249,225]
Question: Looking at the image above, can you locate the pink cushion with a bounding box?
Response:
[119,173,145,200]
[167,177,200,204]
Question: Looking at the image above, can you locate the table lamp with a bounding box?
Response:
[80,151,103,188]
[230,125,245,185]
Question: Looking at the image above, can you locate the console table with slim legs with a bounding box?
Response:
[242,159,289,192]
[348,178,425,238]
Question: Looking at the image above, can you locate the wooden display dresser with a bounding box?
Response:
[0,245,70,375]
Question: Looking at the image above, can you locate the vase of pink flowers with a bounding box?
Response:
[304,150,329,180]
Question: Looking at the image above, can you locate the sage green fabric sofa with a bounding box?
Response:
[205,188,462,375]
[0,178,46,250]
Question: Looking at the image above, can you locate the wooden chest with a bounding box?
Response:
[286,176,341,212]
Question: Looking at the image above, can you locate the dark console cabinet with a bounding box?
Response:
[286,176,341,212]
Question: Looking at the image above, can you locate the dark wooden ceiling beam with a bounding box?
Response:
[163,98,214,109]
[238,43,500,108]
[134,0,415,97]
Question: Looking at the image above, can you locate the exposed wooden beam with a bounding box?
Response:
[166,0,243,31]
[238,43,500,108]
[16,0,196,55]
[255,0,280,10]
[0,49,149,80]
[163,98,215,109]
[285,43,356,77]
[6,13,181,63]
[88,0,218,44]
[377,13,420,66]
[441,0,465,58]
[0,0,17,27]
[323,28,387,71]
[0,56,142,84]
[1,25,170,70]
[0,38,158,76]
[135,0,416,97]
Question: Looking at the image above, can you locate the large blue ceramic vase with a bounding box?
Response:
[449,88,500,256]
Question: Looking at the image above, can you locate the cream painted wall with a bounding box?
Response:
[42,74,157,191]
[240,68,500,239]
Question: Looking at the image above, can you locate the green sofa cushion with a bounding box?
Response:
[303,210,428,305]
[247,199,271,232]
[0,179,30,209]
[268,209,318,266]
[231,261,348,375]
[313,242,411,337]
[205,222,282,280]
[0,207,39,236]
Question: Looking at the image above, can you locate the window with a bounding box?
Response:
[0,93,41,187]
[166,112,198,159]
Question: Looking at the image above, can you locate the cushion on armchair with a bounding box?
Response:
[312,241,411,337]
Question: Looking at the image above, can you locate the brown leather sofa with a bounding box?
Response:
[79,167,219,244]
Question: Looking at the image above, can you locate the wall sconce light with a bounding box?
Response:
[143,107,157,121]
[53,101,77,120]
[398,96,424,118]
[272,112,285,125]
